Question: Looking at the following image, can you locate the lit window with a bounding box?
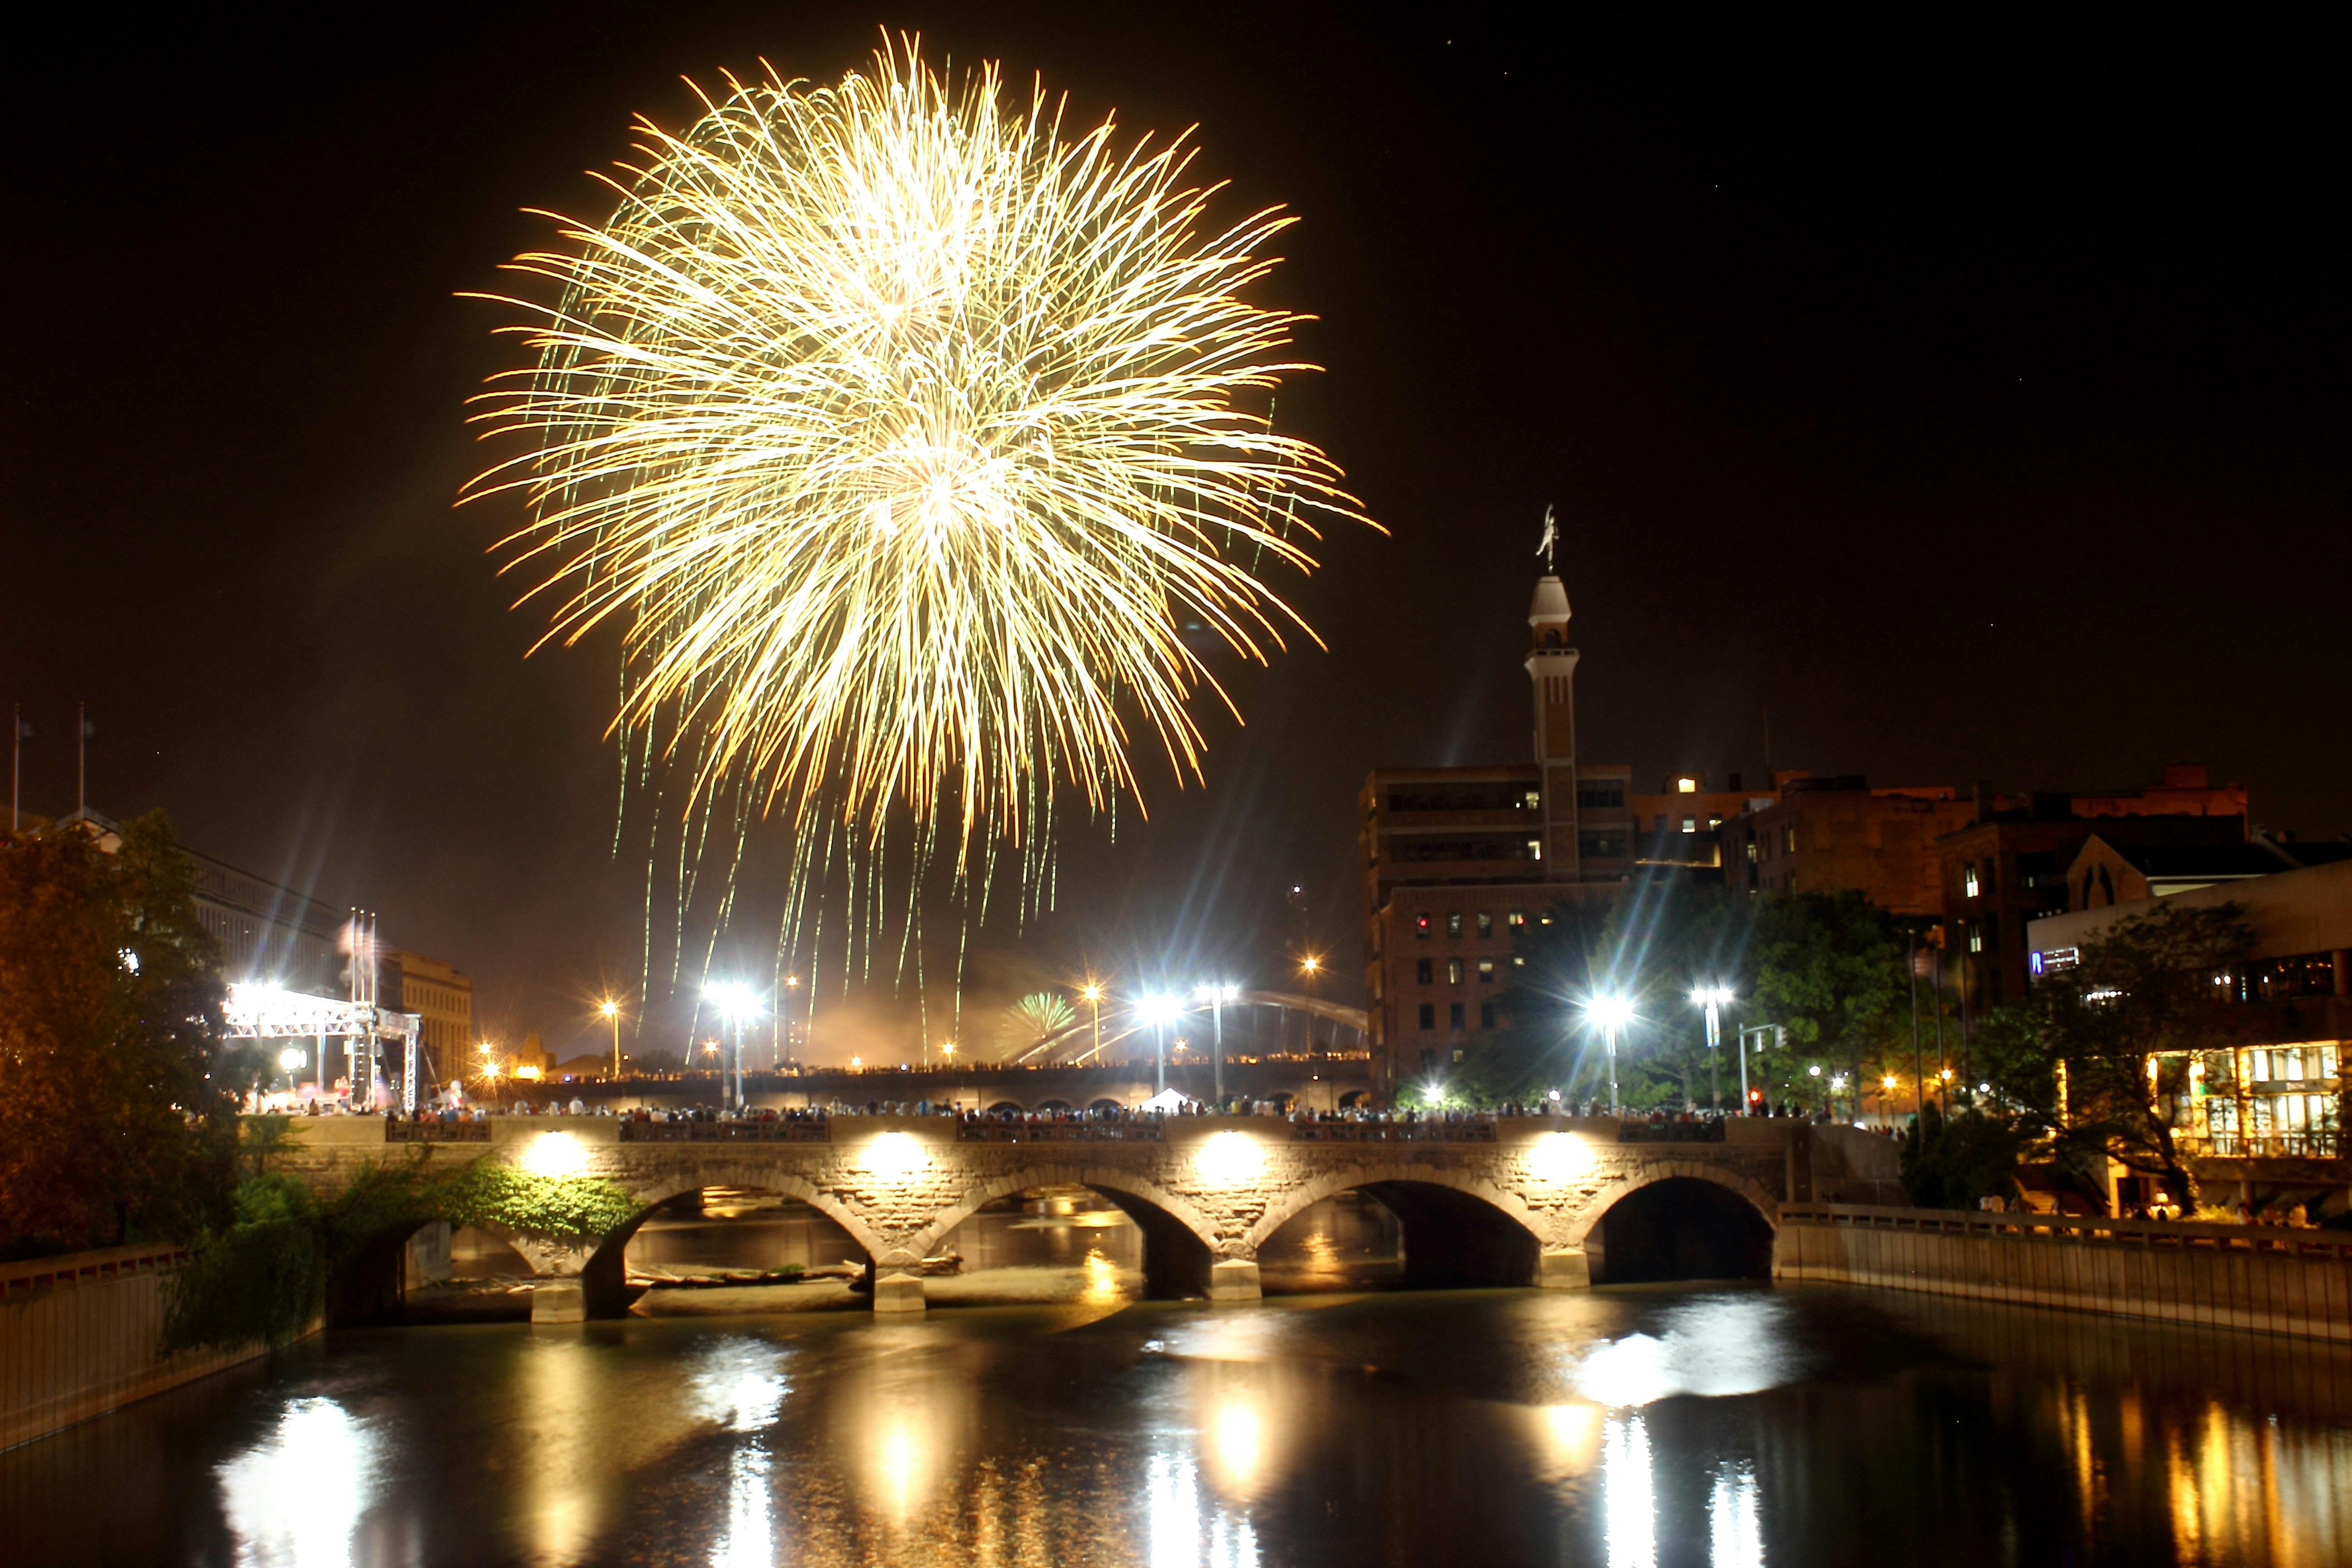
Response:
[1963,865,1980,897]
[1508,912,1526,927]
[1708,817,1721,829]
[1782,825,1797,853]
[1527,838,1543,860]
[1745,842,1758,863]
[1523,789,1542,809]
[1477,958,1495,983]
[1513,956,1525,967]
[1446,912,1462,938]
[1676,777,1697,794]
[1476,912,1493,938]
[1968,924,1983,954]
[1681,816,1697,833]
[1447,958,1465,985]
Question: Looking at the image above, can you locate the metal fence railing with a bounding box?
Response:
[2186,1130,2343,1159]
[617,1120,833,1144]
[956,1122,1164,1143]
[384,1120,491,1143]
[1775,1202,2352,1343]
[1286,1121,1498,1143]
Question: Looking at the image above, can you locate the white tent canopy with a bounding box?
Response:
[1139,1088,1193,1114]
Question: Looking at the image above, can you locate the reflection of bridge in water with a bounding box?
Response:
[284,1113,1901,1321]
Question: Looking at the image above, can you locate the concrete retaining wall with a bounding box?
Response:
[1775,1203,2352,1342]
[1,1245,274,1450]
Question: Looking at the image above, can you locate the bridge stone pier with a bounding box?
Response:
[274,1114,1896,1318]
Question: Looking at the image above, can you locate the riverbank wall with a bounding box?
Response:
[1,1244,275,1450]
[1775,1203,2352,1342]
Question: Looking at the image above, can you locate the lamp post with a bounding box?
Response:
[1080,982,1103,1063]
[782,974,802,1070]
[1139,994,1178,1094]
[600,999,622,1080]
[1585,995,1633,1115]
[704,983,759,1110]
[1198,982,1239,1107]
[1690,985,1733,1110]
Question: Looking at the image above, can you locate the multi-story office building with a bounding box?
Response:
[1714,777,1972,917]
[1359,567,1641,1089]
[381,948,475,1086]
[1631,771,1782,870]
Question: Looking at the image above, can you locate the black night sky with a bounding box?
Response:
[5,8,2344,1061]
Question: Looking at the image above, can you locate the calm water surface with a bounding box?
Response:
[6,1255,2351,1563]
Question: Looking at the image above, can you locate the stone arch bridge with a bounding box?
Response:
[275,1114,1896,1318]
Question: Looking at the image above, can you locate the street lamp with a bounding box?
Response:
[705,982,760,1109]
[599,999,622,1080]
[1583,995,1634,1115]
[1689,985,1734,1110]
[1197,982,1240,1107]
[1080,981,1104,1063]
[1138,993,1181,1094]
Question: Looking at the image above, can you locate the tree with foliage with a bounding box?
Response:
[1745,891,1910,1117]
[0,813,241,1257]
[163,1151,641,1352]
[1974,900,2267,1212]
[1607,880,1754,1110]
[1899,1102,2028,1209]
[1464,880,1913,1117]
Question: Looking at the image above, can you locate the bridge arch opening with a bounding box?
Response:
[577,1181,887,1314]
[1256,1178,1544,1291]
[620,1186,871,1284]
[1587,1176,1774,1284]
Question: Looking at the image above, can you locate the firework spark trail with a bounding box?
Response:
[468,39,1369,990]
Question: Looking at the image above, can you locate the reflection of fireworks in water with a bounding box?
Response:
[468,37,1367,997]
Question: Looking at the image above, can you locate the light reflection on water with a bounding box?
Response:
[8,1284,2352,1565]
[215,1397,379,1568]
[1602,1412,1656,1568]
[1573,1294,1804,1407]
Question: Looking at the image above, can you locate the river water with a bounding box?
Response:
[6,1200,2352,1566]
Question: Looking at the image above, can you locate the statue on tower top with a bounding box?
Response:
[1536,504,1558,574]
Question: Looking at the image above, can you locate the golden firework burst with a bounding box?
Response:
[467,38,1368,975]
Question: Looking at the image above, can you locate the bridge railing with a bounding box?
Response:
[1617,1121,1728,1144]
[956,1122,1165,1143]
[1780,1202,2352,1258]
[385,1120,491,1143]
[1286,1121,1497,1143]
[618,1120,833,1144]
